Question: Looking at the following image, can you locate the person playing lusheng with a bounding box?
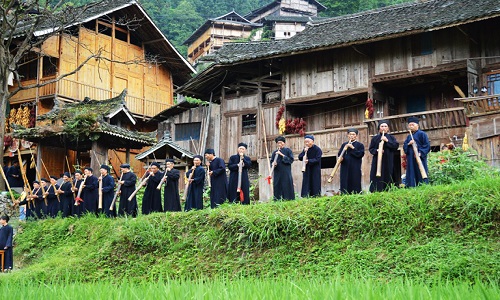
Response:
[99,164,116,217]
[369,120,400,192]
[56,172,75,217]
[83,167,99,214]
[270,136,295,200]
[227,143,252,204]
[17,180,42,219]
[184,155,206,211]
[339,128,365,194]
[162,159,181,212]
[0,215,13,272]
[72,170,84,217]
[205,149,227,208]
[298,134,323,197]
[117,164,138,217]
[142,162,163,215]
[42,177,59,218]
[403,117,430,187]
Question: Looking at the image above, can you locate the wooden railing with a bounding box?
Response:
[260,126,368,158]
[455,94,500,117]
[10,78,172,119]
[364,107,467,136]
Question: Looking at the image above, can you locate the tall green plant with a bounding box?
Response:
[427,149,498,185]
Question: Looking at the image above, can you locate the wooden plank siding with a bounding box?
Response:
[284,49,369,100]
[9,26,174,119]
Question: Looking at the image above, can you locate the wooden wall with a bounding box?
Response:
[373,28,471,76]
[284,49,369,99]
[280,0,318,16]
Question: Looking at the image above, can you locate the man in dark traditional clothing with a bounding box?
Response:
[298,135,322,197]
[228,143,252,204]
[0,216,14,272]
[162,159,181,212]
[117,164,138,217]
[205,149,227,208]
[42,177,59,218]
[403,117,430,187]
[270,136,295,200]
[369,120,400,192]
[6,161,23,189]
[339,128,365,194]
[99,164,115,217]
[83,167,99,214]
[142,162,163,215]
[56,172,75,217]
[184,155,206,211]
[72,170,84,217]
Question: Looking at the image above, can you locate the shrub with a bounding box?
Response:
[427,149,498,185]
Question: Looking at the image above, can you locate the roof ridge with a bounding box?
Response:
[311,0,430,27]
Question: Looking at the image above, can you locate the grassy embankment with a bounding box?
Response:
[3,176,500,286]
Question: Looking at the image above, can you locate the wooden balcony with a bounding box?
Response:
[455,94,500,117]
[9,78,172,119]
[260,126,368,158]
[364,107,467,136]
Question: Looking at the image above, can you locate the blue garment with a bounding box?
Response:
[298,144,322,197]
[59,181,74,217]
[270,147,295,200]
[339,141,365,194]
[369,133,399,192]
[83,175,99,214]
[228,154,252,204]
[208,157,227,208]
[163,169,181,212]
[0,224,13,270]
[403,129,430,187]
[142,171,164,215]
[184,166,205,211]
[45,184,60,218]
[118,172,138,217]
[101,174,115,217]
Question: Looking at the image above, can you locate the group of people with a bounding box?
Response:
[7,117,431,219]
[269,117,430,200]
[15,164,139,219]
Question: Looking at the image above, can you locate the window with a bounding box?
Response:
[487,73,500,95]
[412,32,433,56]
[242,114,256,135]
[18,54,38,81]
[42,56,58,77]
[175,122,201,141]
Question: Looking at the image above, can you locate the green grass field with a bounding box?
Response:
[1,173,498,299]
[0,277,498,299]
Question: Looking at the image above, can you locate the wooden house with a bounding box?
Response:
[185,0,326,65]
[5,0,195,180]
[184,11,262,65]
[178,0,500,201]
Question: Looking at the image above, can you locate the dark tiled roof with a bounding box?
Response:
[208,0,500,65]
[263,16,329,23]
[12,90,156,147]
[150,100,206,122]
[183,11,261,45]
[244,0,326,20]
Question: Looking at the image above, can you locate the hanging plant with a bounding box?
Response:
[275,105,285,129]
[401,154,407,170]
[274,105,306,136]
[285,118,307,136]
[365,98,374,119]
